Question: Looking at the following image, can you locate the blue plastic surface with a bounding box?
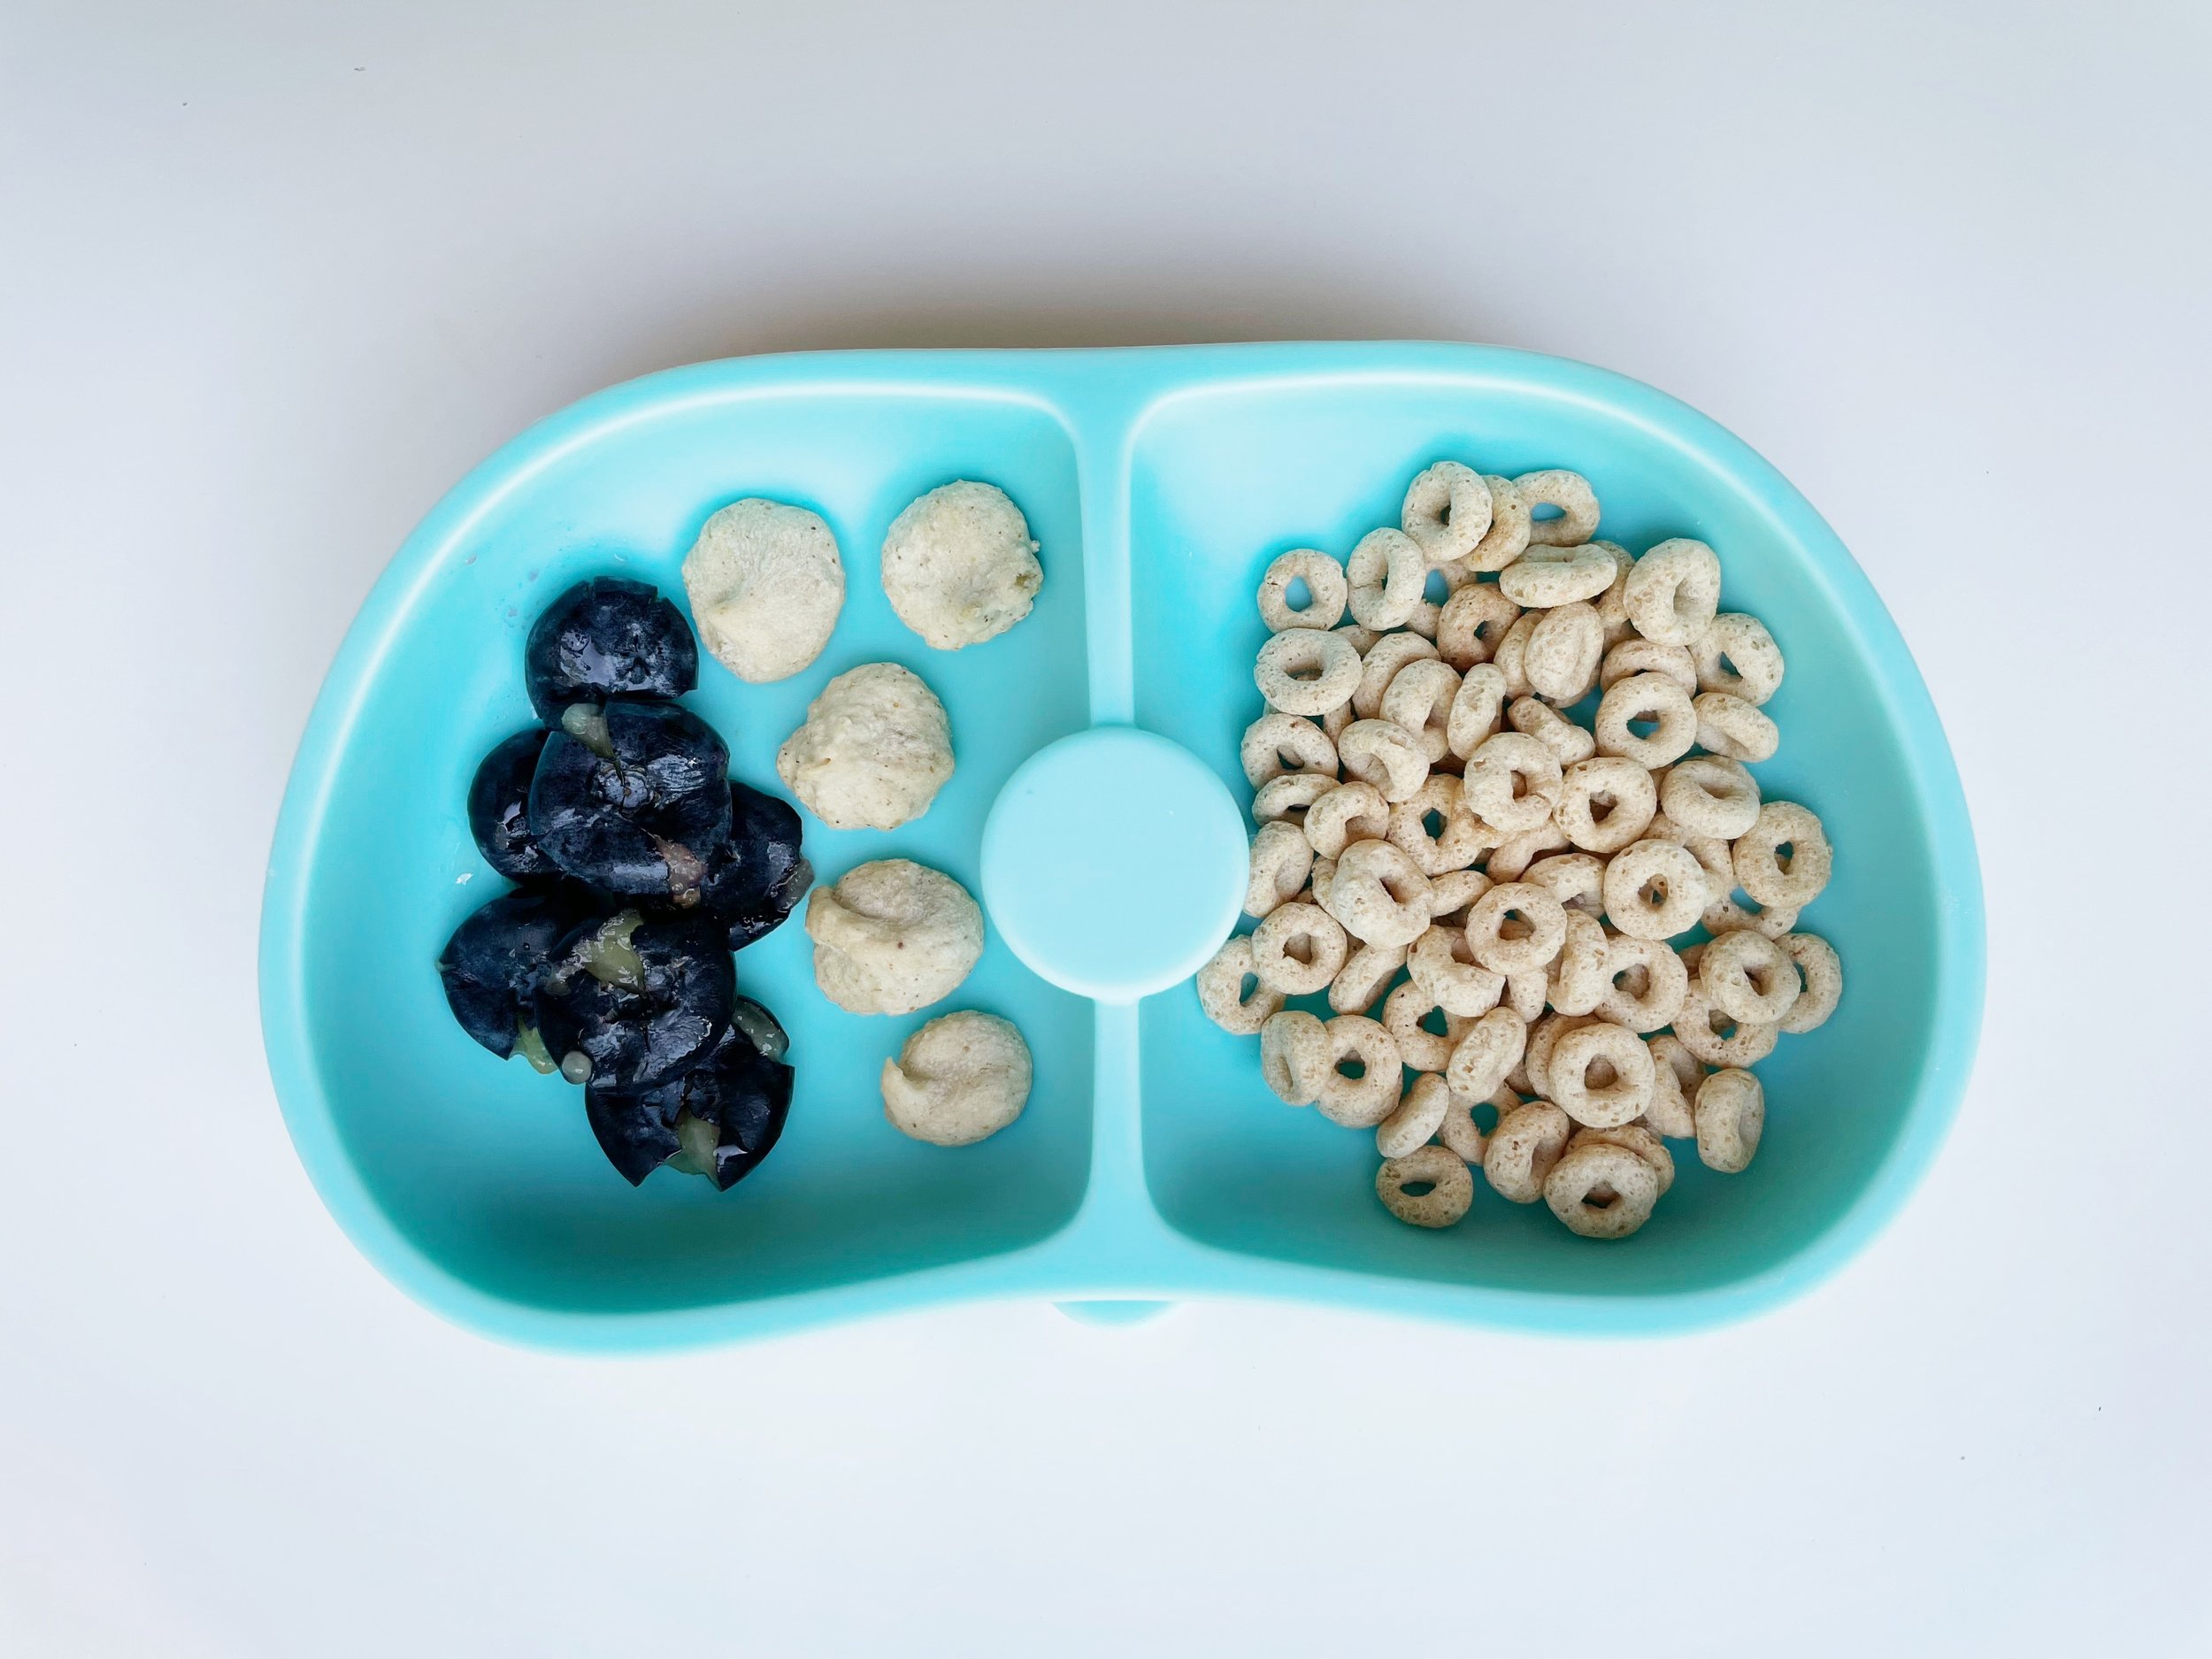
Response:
[259,342,1985,1350]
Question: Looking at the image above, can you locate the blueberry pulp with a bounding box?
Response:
[532,910,735,1090]
[528,701,733,901]
[583,1015,795,1187]
[467,728,556,880]
[692,781,813,949]
[524,576,698,719]
[436,886,597,1059]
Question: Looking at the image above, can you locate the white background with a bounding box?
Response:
[4,3,2206,1654]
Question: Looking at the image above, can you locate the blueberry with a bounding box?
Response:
[690,781,812,949]
[466,728,556,880]
[532,910,734,1090]
[528,700,733,901]
[436,886,598,1063]
[524,576,697,719]
[583,1016,795,1188]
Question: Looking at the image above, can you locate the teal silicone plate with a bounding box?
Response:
[259,343,1984,1349]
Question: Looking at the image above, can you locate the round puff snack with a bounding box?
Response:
[882,1010,1033,1146]
[776,662,954,830]
[683,498,846,683]
[879,480,1043,650]
[805,858,983,1015]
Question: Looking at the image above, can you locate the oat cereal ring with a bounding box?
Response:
[1252,771,1336,831]
[1505,970,1548,1025]
[1335,619,1380,655]
[1376,1143,1474,1227]
[1337,718,1431,803]
[1521,1011,1592,1100]
[1672,983,1779,1069]
[1600,636,1699,698]
[1486,821,1569,882]
[1428,867,1493,923]
[1320,838,1435,948]
[1310,854,1336,896]
[1378,1072,1454,1159]
[1484,1101,1572,1202]
[1379,657,1463,764]
[1675,940,1704,976]
[1595,934,1689,1033]
[1304,780,1390,859]
[1443,1005,1528,1100]
[1400,462,1495,565]
[1547,1021,1655,1128]
[1498,544,1617,609]
[1463,880,1570,975]
[1353,632,1439,719]
[1315,1015,1404,1128]
[1256,549,1349,632]
[1547,912,1611,1017]
[1682,833,1793,939]
[1693,612,1785,704]
[1524,601,1604,703]
[1513,469,1600,548]
[1593,672,1699,770]
[1491,611,1538,698]
[1384,979,1475,1073]
[1462,475,1531,571]
[1777,933,1843,1033]
[1408,924,1506,1017]
[1734,802,1832,909]
[1462,733,1563,833]
[1260,1010,1330,1105]
[1624,538,1722,647]
[1659,755,1761,839]
[1555,757,1658,856]
[1523,852,1606,918]
[1544,1141,1660,1239]
[1256,628,1363,717]
[1692,692,1779,763]
[1330,940,1408,1015]
[1436,585,1523,671]
[1195,935,1286,1035]
[1320,700,1355,743]
[1386,776,1487,875]
[1346,527,1429,631]
[1400,561,1471,642]
[1694,1067,1764,1173]
[1638,1035,1699,1139]
[1699,929,1801,1026]
[1240,711,1339,787]
[1439,1085,1517,1164]
[1569,1122,1675,1196]
[1245,821,1315,919]
[1446,663,1511,759]
[1247,900,1349,996]
[1589,541,1638,646]
[1601,839,1709,940]
[1509,695,1597,766]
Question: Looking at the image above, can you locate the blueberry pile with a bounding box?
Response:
[436,577,810,1190]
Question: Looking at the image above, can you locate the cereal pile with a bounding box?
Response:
[1197,462,1842,1239]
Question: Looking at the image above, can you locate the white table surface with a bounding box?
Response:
[5,4,2206,1653]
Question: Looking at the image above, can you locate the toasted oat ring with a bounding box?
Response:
[1352,632,1437,718]
[1548,1021,1655,1127]
[1252,771,1336,830]
[1569,1122,1674,1196]
[1439,1085,1518,1164]
[1525,601,1604,701]
[1376,1143,1474,1227]
[1694,1067,1764,1172]
[1734,802,1832,908]
[1335,621,1380,655]
[1672,983,1779,1068]
[1547,912,1611,1017]
[1444,1005,1529,1100]
[1486,823,1568,883]
[1684,833,1797,939]
[1505,970,1548,1025]
[1240,711,1337,787]
[1304,780,1391,858]
[1319,838,1435,948]
[1601,839,1709,940]
[1484,1101,1572,1202]
[1593,672,1698,769]
[1384,979,1475,1073]
[1624,538,1722,646]
[1402,559,1472,641]
[1777,933,1842,1033]
[1248,900,1348,995]
[1522,1011,1592,1100]
[1377,1072,1455,1159]
[1464,475,1532,571]
[1555,757,1658,856]
[1446,663,1511,758]
[1659,755,1761,839]
[1337,719,1431,803]
[1464,880,1570,975]
[1491,611,1538,699]
[1427,867,1493,924]
[1329,940,1408,1015]
[1256,549,1349,632]
[1244,821,1314,918]
[1600,636,1698,697]
[1590,541,1637,646]
[1259,1010,1329,1105]
[1544,1141,1659,1238]
[1595,934,1689,1033]
[1386,774,1488,875]
[1524,852,1605,918]
[1509,696,1596,765]
[1700,929,1801,1025]
[1408,924,1505,1017]
[1694,612,1785,704]
[1379,657,1462,764]
[1321,701,1354,744]
[1346,527,1429,630]
[1195,935,1286,1035]
[1639,1033,1699,1138]
[1256,629,1362,716]
[1436,584,1523,671]
[1315,1014,1404,1127]
[1400,462,1495,565]
[1693,692,1779,763]
[1499,545,1616,608]
[1462,732,1563,833]
[1512,469,1600,547]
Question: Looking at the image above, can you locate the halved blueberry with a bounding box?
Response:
[524,576,697,719]
[691,781,812,949]
[528,700,733,901]
[466,728,555,880]
[583,1017,795,1188]
[532,910,734,1091]
[436,886,599,1062]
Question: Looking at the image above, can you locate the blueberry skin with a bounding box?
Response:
[690,781,812,949]
[584,1019,795,1188]
[524,576,698,719]
[528,701,733,898]
[533,913,735,1090]
[436,886,598,1058]
[466,728,556,880]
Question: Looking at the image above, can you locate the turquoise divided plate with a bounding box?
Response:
[258,342,1984,1349]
